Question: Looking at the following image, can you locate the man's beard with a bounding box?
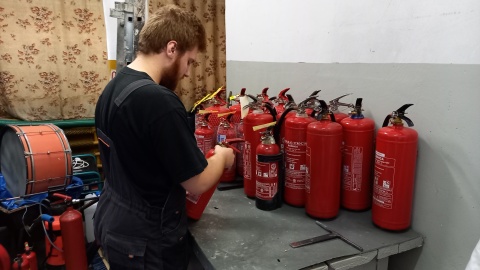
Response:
[160,56,181,90]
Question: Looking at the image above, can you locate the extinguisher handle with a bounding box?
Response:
[261,87,269,98]
[240,88,247,96]
[278,88,291,101]
[382,115,392,127]
[329,113,337,122]
[309,90,321,97]
[400,115,415,127]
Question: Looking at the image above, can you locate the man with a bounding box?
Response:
[94,5,234,270]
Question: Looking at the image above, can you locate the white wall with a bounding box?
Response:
[227,0,480,64]
[226,0,480,269]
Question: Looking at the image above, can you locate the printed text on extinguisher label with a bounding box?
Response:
[343,146,363,192]
[256,161,278,200]
[285,139,307,189]
[195,135,212,155]
[244,142,251,179]
[186,191,200,204]
[373,151,395,209]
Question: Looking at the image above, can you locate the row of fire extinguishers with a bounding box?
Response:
[187,86,418,232]
[0,193,98,270]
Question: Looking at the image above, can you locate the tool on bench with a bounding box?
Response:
[289,221,363,251]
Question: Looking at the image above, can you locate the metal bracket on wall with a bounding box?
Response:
[110,0,146,72]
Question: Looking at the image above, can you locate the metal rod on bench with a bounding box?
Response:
[289,221,363,252]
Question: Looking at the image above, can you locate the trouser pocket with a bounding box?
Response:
[105,230,147,270]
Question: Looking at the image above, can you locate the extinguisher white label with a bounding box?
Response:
[373,151,395,209]
[195,134,213,155]
[217,134,226,143]
[256,161,278,200]
[343,146,363,192]
[244,141,251,179]
[285,139,307,190]
[186,191,200,204]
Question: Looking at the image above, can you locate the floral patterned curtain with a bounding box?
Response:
[149,0,226,111]
[0,0,108,121]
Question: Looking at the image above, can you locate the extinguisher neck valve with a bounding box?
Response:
[261,135,276,145]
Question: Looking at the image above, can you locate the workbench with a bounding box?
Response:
[188,188,424,270]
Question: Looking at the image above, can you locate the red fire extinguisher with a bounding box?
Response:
[186,148,217,220]
[305,100,343,219]
[372,104,418,231]
[11,255,29,270]
[194,112,215,156]
[54,193,88,270]
[186,140,243,220]
[329,93,354,123]
[217,113,237,182]
[0,244,10,270]
[21,243,37,270]
[243,95,276,198]
[44,215,64,268]
[340,98,375,211]
[255,125,283,211]
[280,97,317,207]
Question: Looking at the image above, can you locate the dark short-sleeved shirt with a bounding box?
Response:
[95,67,207,206]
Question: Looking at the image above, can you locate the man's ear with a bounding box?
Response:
[166,41,177,58]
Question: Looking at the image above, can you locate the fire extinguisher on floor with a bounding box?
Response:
[279,97,318,207]
[372,104,418,231]
[305,100,343,219]
[54,193,88,270]
[340,98,375,211]
[254,123,284,211]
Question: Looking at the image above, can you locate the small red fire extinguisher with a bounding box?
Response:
[243,95,276,198]
[0,244,10,270]
[340,98,375,211]
[329,94,354,123]
[186,140,243,220]
[255,124,283,211]
[372,104,418,231]
[22,242,37,270]
[305,100,343,219]
[194,112,215,156]
[186,148,217,220]
[11,255,29,270]
[54,193,88,270]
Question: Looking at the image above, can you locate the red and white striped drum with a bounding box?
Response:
[0,124,72,197]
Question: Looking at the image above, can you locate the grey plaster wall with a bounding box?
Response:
[226,61,480,270]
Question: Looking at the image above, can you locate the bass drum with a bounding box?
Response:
[0,124,72,197]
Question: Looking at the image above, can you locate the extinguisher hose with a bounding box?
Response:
[274,107,295,144]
